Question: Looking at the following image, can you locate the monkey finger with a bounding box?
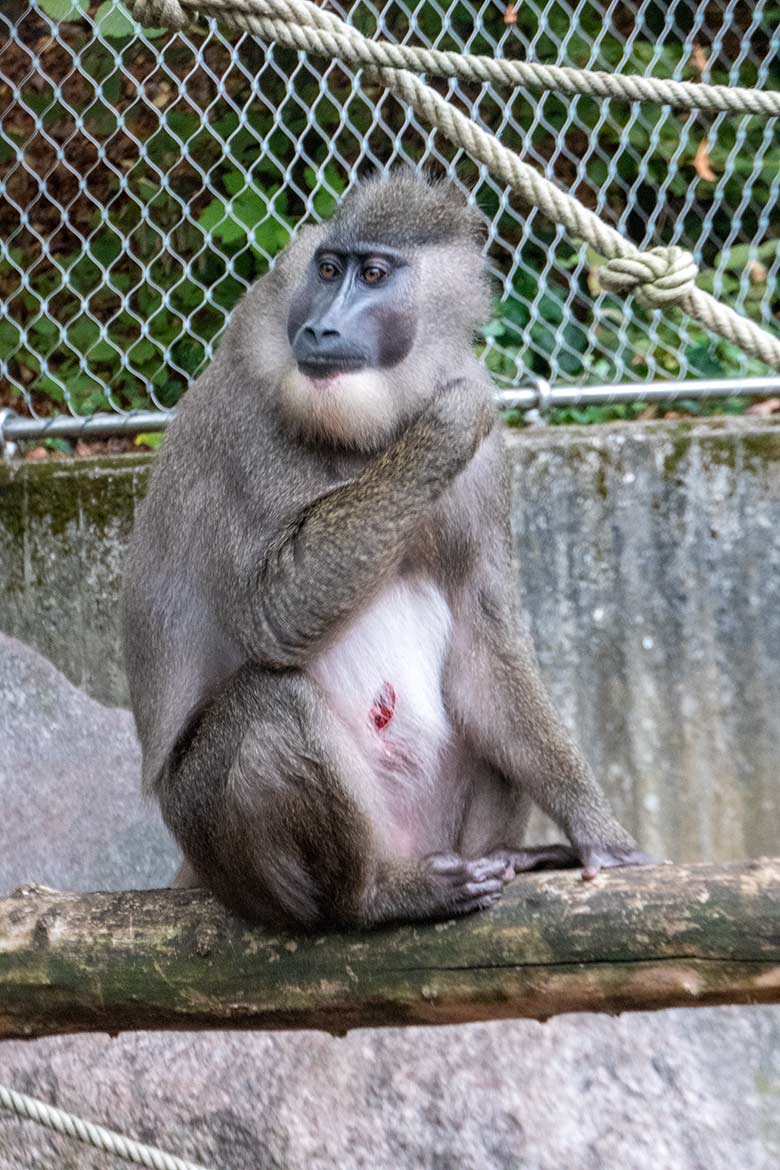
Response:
[425,852,471,877]
[461,876,505,900]
[481,845,578,878]
[457,890,503,915]
[466,856,515,883]
[424,853,510,885]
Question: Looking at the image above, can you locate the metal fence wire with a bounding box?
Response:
[0,0,779,430]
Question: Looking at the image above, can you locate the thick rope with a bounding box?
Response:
[0,1084,214,1170]
[128,0,780,371]
[133,0,780,116]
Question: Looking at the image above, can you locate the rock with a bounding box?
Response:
[0,632,177,893]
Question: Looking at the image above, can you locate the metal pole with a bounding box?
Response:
[0,409,173,448]
[497,374,780,413]
[1,375,779,447]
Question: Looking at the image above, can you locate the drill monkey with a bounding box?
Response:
[124,173,650,928]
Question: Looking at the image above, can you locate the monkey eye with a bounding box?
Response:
[362,263,388,285]
[318,259,341,282]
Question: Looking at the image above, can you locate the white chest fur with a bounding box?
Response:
[308,578,453,792]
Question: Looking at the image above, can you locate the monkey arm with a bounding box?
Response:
[446,588,646,875]
[245,381,495,669]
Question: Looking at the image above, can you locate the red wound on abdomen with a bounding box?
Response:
[370,682,397,731]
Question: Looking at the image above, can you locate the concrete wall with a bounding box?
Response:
[1,417,778,863]
[0,455,144,706]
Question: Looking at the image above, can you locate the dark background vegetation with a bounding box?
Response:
[0,0,779,444]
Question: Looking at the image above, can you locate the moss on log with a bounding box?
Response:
[0,860,778,1040]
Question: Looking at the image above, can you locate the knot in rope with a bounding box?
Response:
[130,0,191,30]
[598,246,699,309]
[120,0,780,370]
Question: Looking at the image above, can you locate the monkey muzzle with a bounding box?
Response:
[292,325,369,380]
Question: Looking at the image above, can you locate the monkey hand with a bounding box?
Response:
[422,852,512,915]
[426,377,496,459]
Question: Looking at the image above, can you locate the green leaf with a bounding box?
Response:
[715,243,753,272]
[89,235,123,267]
[305,164,346,219]
[137,176,159,202]
[127,338,159,364]
[233,189,270,224]
[223,171,247,197]
[43,437,74,454]
[481,319,507,340]
[32,373,66,402]
[683,343,726,379]
[29,317,60,341]
[721,397,749,415]
[100,73,122,103]
[134,432,165,449]
[36,0,88,20]
[165,111,200,142]
[87,339,118,362]
[250,215,290,256]
[0,321,21,354]
[312,187,338,219]
[172,281,206,311]
[94,1,137,39]
[66,317,100,351]
[198,197,244,245]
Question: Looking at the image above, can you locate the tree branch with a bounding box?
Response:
[1,860,778,1039]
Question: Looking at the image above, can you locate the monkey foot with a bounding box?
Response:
[423,852,511,915]
[485,844,581,880]
[578,845,658,881]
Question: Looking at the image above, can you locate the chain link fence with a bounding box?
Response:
[1,0,779,431]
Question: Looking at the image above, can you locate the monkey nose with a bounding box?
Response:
[301,324,341,347]
[293,323,367,376]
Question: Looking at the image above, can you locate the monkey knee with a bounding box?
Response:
[167,769,368,929]
[215,833,365,930]
[158,665,371,928]
[215,846,325,929]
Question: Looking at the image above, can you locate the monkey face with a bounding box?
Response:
[280,243,421,451]
[275,172,491,451]
[287,245,419,379]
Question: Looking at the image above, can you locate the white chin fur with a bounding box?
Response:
[280,366,398,449]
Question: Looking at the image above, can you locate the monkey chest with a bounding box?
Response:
[307,577,453,779]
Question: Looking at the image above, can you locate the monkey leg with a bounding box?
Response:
[171,859,202,888]
[457,771,582,878]
[483,845,581,878]
[159,663,509,929]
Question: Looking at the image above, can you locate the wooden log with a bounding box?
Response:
[0,860,778,1040]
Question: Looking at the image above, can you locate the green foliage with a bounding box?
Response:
[6,2,780,425]
[42,436,74,453]
[35,0,163,35]
[35,0,89,20]
[134,432,165,449]
[480,232,780,394]
[93,1,138,39]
